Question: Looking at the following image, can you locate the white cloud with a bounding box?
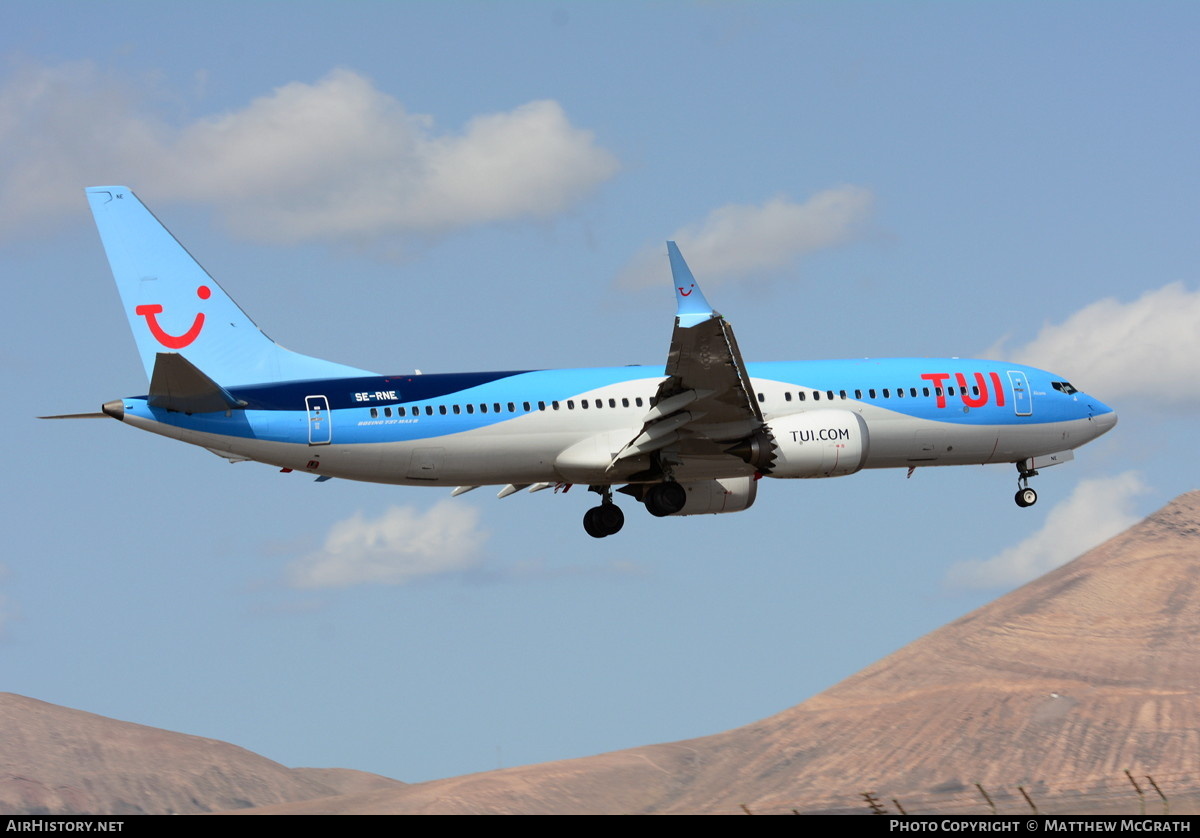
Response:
[289,501,488,588]
[944,472,1148,590]
[984,283,1200,407]
[0,61,171,232]
[617,187,874,288]
[0,62,618,243]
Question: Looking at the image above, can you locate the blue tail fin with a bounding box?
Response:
[86,186,375,386]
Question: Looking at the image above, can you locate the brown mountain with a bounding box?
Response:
[0,693,404,814]
[236,490,1200,814]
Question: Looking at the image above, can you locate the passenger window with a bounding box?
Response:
[635,397,644,407]
[425,406,433,416]
[538,401,546,411]
[466,404,474,414]
[508,402,515,413]
[839,390,847,399]
[972,386,980,396]
[922,388,930,397]
[552,401,560,410]
[622,398,630,407]
[480,404,488,413]
[567,400,575,409]
[453,405,461,414]
[798,392,806,401]
[814,391,821,401]
[883,389,891,398]
[897,388,904,398]
[523,402,531,411]
[438,405,447,415]
[384,407,392,417]
[609,398,616,408]
[582,400,589,409]
[398,407,406,416]
[854,390,862,399]
[370,408,378,418]
[869,389,876,398]
[784,392,792,402]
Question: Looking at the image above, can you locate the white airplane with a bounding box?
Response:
[52,186,1117,537]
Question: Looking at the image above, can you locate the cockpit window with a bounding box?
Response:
[1051,381,1079,395]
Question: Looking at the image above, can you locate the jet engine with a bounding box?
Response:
[728,409,870,478]
[634,476,758,516]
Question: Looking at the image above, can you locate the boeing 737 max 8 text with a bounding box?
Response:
[48,186,1118,538]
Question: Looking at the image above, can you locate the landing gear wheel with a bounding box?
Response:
[597,503,624,534]
[583,503,625,538]
[645,481,687,517]
[1013,461,1040,510]
[583,507,606,538]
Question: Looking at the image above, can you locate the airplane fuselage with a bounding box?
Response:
[108,357,1115,488]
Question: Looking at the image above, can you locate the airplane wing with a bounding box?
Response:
[610,243,764,469]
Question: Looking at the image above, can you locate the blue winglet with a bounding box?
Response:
[667,242,715,328]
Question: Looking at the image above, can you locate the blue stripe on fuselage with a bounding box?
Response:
[228,369,536,410]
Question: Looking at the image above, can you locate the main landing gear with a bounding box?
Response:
[1014,462,1039,508]
[583,487,625,538]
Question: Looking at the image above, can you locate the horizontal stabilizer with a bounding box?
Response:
[149,352,246,414]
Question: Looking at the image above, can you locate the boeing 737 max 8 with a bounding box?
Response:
[50,186,1118,538]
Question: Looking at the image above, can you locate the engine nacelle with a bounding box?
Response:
[731,410,869,478]
[668,476,758,516]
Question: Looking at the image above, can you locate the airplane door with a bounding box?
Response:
[1007,372,1033,416]
[306,395,332,445]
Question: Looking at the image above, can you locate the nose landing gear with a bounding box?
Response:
[1014,462,1039,508]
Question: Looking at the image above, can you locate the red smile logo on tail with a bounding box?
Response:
[136,285,211,349]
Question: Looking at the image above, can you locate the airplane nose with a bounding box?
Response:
[1090,403,1118,435]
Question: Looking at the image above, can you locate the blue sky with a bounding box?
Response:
[4,2,1198,783]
